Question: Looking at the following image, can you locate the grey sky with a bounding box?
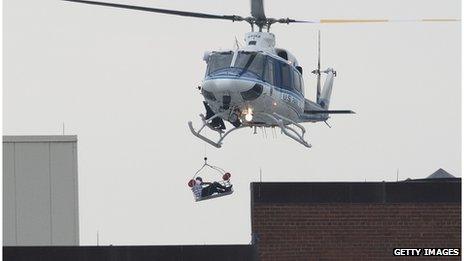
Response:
[4,0,460,245]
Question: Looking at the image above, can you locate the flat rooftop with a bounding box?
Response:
[3,135,77,143]
[251,178,461,204]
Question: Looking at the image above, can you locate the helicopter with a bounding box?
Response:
[64,0,459,148]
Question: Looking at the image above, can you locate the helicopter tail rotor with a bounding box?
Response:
[310,31,336,109]
[311,31,322,104]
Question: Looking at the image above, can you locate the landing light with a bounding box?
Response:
[245,108,253,122]
[245,113,253,122]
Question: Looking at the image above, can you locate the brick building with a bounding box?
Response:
[250,177,461,260]
[4,170,461,260]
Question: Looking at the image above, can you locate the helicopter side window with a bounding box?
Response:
[280,62,292,91]
[207,52,233,75]
[277,50,288,60]
[234,52,265,78]
[264,58,275,85]
[293,69,302,93]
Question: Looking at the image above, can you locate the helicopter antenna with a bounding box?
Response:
[312,31,321,103]
[234,36,242,49]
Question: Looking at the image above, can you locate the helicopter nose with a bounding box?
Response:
[202,79,262,102]
[202,78,255,93]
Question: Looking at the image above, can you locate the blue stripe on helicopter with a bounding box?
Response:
[205,75,305,102]
[206,75,314,120]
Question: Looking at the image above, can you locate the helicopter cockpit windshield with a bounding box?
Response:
[206,51,266,79]
[233,51,265,78]
[205,51,303,95]
[206,51,233,75]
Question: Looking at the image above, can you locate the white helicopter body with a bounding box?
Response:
[192,31,342,148]
[63,0,458,148]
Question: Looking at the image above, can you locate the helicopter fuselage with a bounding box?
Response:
[202,70,305,126]
[62,0,448,149]
[200,32,328,128]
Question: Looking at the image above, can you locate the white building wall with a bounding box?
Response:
[3,136,79,246]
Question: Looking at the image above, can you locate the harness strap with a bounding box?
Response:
[192,157,227,180]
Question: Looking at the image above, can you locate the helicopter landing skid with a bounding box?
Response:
[188,113,247,148]
[260,112,312,148]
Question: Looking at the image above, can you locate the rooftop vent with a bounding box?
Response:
[426,168,456,179]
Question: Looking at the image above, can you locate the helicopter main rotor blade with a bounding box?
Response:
[283,18,460,24]
[251,0,266,20]
[63,0,459,29]
[63,0,246,22]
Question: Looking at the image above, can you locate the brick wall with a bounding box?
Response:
[251,181,461,261]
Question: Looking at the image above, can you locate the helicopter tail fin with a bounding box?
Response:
[318,69,336,109]
[311,31,336,110]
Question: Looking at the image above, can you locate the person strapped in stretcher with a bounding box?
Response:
[192,176,232,197]
[188,158,233,201]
